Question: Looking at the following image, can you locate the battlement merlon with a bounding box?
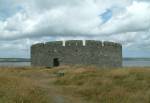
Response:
[85,40,102,47]
[103,41,122,48]
[65,40,83,46]
[45,41,63,47]
[31,43,45,48]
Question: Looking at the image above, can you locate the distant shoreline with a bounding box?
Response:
[0,58,150,62]
[0,58,30,62]
[123,58,150,61]
[0,58,150,67]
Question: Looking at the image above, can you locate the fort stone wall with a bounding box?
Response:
[31,40,122,67]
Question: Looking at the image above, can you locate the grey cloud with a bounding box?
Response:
[0,0,150,57]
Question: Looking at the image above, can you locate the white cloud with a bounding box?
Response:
[99,1,150,34]
[0,0,150,57]
[0,0,103,40]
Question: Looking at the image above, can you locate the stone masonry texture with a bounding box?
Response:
[31,40,122,67]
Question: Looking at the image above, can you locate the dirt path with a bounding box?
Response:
[28,71,73,103]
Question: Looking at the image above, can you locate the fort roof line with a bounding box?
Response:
[32,40,121,47]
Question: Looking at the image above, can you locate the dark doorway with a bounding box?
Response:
[53,58,59,67]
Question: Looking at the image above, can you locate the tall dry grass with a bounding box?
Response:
[54,66,150,103]
[0,66,150,103]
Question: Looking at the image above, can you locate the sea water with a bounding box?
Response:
[0,59,150,67]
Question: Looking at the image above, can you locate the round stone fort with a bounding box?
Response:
[31,40,122,67]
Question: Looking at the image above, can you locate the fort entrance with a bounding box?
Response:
[53,58,59,67]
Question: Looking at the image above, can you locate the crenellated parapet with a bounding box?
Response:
[32,40,121,48]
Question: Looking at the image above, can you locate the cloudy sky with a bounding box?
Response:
[0,0,150,58]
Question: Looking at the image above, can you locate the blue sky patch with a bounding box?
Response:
[100,9,112,23]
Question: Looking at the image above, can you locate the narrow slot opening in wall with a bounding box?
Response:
[102,41,104,47]
[63,40,65,46]
[83,40,86,46]
[53,58,59,67]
